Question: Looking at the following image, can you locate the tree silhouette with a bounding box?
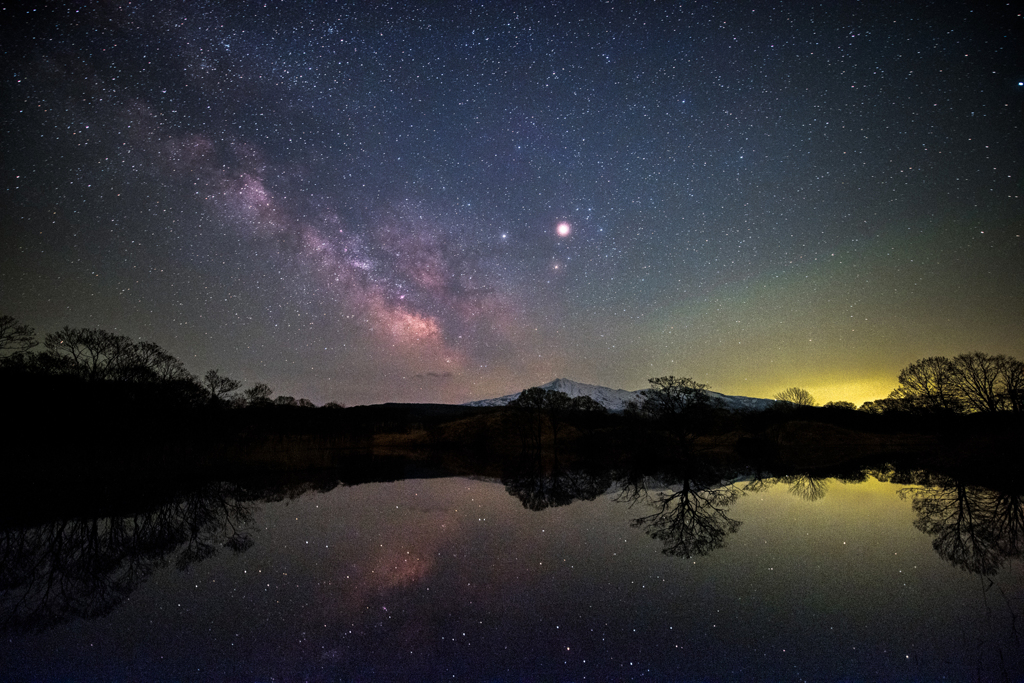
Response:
[509,390,541,451]
[1002,358,1024,413]
[890,352,1024,413]
[134,341,195,383]
[504,387,612,454]
[541,390,572,452]
[0,315,37,358]
[41,327,131,380]
[244,382,273,405]
[38,326,199,390]
[949,352,1022,413]
[773,387,816,406]
[823,401,856,410]
[570,395,605,413]
[888,356,960,413]
[639,376,712,416]
[203,369,242,403]
[633,376,718,450]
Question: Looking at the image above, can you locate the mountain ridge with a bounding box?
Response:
[464,378,777,413]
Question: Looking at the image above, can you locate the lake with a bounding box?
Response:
[2,467,1021,681]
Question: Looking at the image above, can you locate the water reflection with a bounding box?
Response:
[613,457,742,557]
[2,457,1023,681]
[626,479,742,558]
[899,473,1024,575]
[3,456,1023,642]
[501,450,612,511]
[0,482,258,632]
[780,473,832,502]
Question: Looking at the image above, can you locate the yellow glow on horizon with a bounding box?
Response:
[803,378,897,407]
[714,374,899,409]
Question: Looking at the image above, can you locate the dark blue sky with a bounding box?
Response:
[2,1,1021,405]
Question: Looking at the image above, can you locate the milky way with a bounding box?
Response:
[1,1,1021,405]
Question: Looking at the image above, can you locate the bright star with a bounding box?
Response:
[556,222,571,237]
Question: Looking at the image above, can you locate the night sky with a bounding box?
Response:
[2,1,1021,407]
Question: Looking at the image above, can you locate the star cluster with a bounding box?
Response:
[1,1,1020,405]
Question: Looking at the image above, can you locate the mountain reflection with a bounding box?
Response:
[0,482,258,632]
[899,474,1024,576]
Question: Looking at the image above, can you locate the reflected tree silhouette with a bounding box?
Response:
[504,470,577,511]
[502,454,612,511]
[616,458,743,558]
[740,472,776,494]
[782,474,831,502]
[749,466,870,503]
[990,489,1024,560]
[629,479,742,558]
[0,483,258,632]
[900,477,1024,575]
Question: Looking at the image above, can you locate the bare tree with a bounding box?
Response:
[243,382,273,405]
[135,341,195,382]
[203,369,242,403]
[773,387,816,406]
[1001,356,1024,413]
[888,356,959,412]
[41,327,146,381]
[637,376,717,449]
[640,376,713,417]
[890,352,1024,414]
[0,315,37,356]
[40,326,198,386]
[950,352,1010,413]
[42,327,113,380]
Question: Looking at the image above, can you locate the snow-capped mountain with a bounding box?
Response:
[464,378,776,413]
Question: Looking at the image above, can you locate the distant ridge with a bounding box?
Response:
[464,378,777,413]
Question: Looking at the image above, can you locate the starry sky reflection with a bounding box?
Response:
[1,1,1021,405]
[3,476,1021,681]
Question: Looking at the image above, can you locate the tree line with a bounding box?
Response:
[770,354,1022,416]
[0,315,334,409]
[4,313,1020,419]
[864,352,1023,415]
[504,351,1022,458]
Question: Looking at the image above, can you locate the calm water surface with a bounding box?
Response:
[2,474,1022,681]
